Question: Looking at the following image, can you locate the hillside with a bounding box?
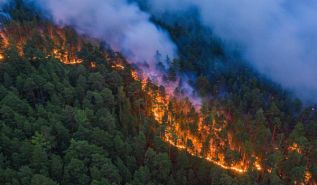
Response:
[0,1,317,185]
[0,16,246,185]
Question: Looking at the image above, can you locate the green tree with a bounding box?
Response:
[64,159,89,185]
[31,174,58,185]
[31,145,48,175]
[49,155,63,182]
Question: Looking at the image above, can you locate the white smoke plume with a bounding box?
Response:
[0,0,10,10]
[24,0,200,106]
[0,0,10,26]
[27,0,177,67]
[145,0,317,103]
[0,0,8,6]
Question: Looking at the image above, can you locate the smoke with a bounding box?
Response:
[0,0,8,7]
[0,0,9,10]
[24,0,200,106]
[144,0,317,103]
[23,0,317,104]
[0,0,10,26]
[27,0,176,67]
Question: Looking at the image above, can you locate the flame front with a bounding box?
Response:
[131,70,259,174]
[0,24,83,65]
[1,23,315,183]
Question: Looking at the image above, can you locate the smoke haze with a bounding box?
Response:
[27,0,177,66]
[23,0,201,106]
[0,0,9,8]
[144,0,317,103]
[0,0,7,5]
[10,0,317,104]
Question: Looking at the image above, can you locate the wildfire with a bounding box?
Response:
[110,54,126,70]
[254,157,263,171]
[303,171,315,185]
[0,25,85,65]
[112,63,125,70]
[129,69,272,174]
[208,158,247,174]
[3,22,311,181]
[140,80,255,174]
[293,171,315,185]
[0,31,8,62]
[164,132,248,173]
[90,62,96,68]
[131,70,138,80]
[288,143,302,154]
[52,49,83,65]
[0,31,9,47]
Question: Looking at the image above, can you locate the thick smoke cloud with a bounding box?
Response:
[25,0,204,104]
[21,0,202,107]
[0,0,9,9]
[27,0,177,77]
[0,0,7,6]
[146,0,317,103]
[0,0,10,26]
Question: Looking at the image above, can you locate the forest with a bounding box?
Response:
[0,1,317,185]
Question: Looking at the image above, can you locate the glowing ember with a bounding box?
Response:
[53,49,83,65]
[110,55,126,70]
[304,171,313,185]
[131,70,138,81]
[0,31,9,47]
[112,63,125,70]
[90,62,96,68]
[254,157,262,171]
[288,143,302,154]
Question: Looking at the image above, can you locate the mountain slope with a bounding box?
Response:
[0,17,245,185]
[1,1,317,185]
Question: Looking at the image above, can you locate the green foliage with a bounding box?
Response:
[0,20,231,185]
[2,2,317,184]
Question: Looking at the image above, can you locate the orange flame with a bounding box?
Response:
[288,143,302,154]
[112,63,125,70]
[133,75,257,174]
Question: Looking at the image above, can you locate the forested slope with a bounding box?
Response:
[0,14,247,185]
[1,1,317,185]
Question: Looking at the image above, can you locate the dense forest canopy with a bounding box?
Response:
[0,1,317,185]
